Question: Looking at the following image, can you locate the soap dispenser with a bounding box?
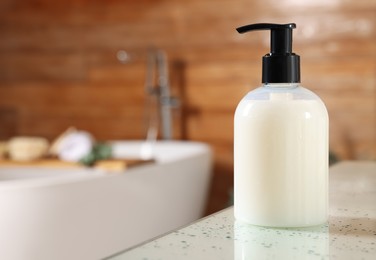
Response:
[234,23,329,227]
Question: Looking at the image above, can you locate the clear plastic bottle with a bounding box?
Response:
[234,24,329,227]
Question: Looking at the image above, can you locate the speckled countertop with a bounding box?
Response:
[107,161,376,260]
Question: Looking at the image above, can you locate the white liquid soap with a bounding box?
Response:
[234,23,329,227]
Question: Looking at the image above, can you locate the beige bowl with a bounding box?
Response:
[8,137,49,161]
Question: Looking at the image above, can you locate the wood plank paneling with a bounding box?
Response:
[0,107,18,139]
[0,0,375,214]
[0,51,86,81]
[0,83,145,106]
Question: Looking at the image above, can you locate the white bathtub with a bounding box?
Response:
[0,141,212,260]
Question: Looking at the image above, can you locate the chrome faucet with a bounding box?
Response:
[117,49,179,141]
[144,49,179,140]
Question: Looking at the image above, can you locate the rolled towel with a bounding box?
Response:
[56,131,94,162]
[8,137,49,161]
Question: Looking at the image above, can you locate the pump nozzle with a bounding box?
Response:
[236,23,300,84]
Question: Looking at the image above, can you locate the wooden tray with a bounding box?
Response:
[0,158,154,172]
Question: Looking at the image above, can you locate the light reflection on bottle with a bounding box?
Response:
[234,220,329,259]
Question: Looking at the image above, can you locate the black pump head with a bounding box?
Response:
[236,23,300,84]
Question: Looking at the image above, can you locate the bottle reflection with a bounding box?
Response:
[234,220,329,259]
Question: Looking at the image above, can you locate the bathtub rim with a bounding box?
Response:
[0,140,212,190]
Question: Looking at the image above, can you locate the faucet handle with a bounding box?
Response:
[160,96,180,108]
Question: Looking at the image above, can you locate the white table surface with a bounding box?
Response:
[106,161,376,260]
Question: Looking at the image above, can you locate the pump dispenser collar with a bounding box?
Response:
[236,23,300,84]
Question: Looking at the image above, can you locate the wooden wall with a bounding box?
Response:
[0,0,375,214]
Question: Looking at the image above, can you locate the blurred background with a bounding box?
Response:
[0,0,375,214]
